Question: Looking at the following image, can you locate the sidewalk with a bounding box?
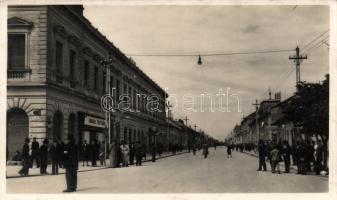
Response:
[238,150,329,177]
[6,151,189,178]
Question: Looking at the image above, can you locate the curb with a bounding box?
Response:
[6,151,189,179]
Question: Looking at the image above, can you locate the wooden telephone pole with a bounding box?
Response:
[253,99,260,141]
[289,46,307,88]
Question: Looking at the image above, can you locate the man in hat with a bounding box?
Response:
[19,138,31,176]
[63,135,78,192]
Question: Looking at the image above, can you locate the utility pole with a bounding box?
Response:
[166,101,173,151]
[289,46,307,88]
[268,88,272,100]
[253,99,260,142]
[101,55,115,163]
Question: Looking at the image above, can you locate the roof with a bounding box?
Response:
[63,6,168,96]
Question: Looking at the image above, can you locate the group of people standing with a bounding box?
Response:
[18,137,65,176]
[18,135,78,192]
[80,139,106,167]
[107,140,156,168]
[257,139,328,175]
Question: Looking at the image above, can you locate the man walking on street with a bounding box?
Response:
[257,140,267,171]
[39,139,49,175]
[31,137,40,168]
[63,134,78,193]
[135,141,143,166]
[227,144,232,158]
[150,143,156,162]
[281,140,291,173]
[18,138,30,176]
[49,140,60,175]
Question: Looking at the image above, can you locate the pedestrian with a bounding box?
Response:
[57,138,65,168]
[109,140,117,167]
[99,141,106,166]
[192,144,196,155]
[63,134,78,193]
[281,140,291,173]
[314,140,323,175]
[31,137,40,168]
[81,140,89,166]
[227,144,232,158]
[202,142,209,158]
[270,145,281,174]
[120,140,130,167]
[257,140,267,171]
[305,141,314,172]
[129,142,135,165]
[90,140,97,167]
[135,141,143,166]
[49,140,60,175]
[297,142,306,175]
[39,139,49,175]
[150,143,156,162]
[18,138,30,176]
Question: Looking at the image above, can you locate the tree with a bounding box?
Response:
[283,74,329,137]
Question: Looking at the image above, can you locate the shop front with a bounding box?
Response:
[78,112,106,145]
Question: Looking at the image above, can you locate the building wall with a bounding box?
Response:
[7,5,168,158]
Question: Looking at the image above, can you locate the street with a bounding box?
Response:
[6,147,328,193]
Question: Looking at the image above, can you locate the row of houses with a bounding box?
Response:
[6,5,215,158]
[226,93,302,147]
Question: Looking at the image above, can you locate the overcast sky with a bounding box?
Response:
[84,5,329,141]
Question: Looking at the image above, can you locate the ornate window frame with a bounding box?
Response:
[7,17,33,79]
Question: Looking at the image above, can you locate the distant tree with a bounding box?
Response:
[283,74,329,137]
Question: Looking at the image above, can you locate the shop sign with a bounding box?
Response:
[84,116,106,128]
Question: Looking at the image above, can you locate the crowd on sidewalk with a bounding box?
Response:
[228,138,329,176]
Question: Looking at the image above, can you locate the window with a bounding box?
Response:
[84,60,89,86]
[103,71,106,93]
[55,41,63,74]
[8,34,26,70]
[116,80,120,102]
[94,66,98,89]
[129,87,132,108]
[69,50,76,79]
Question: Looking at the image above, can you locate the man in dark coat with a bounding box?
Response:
[135,141,143,166]
[257,140,267,171]
[150,143,156,162]
[31,137,40,168]
[19,138,30,176]
[129,142,135,165]
[57,138,65,168]
[49,140,60,175]
[81,140,89,166]
[63,134,78,192]
[281,140,291,173]
[39,139,49,174]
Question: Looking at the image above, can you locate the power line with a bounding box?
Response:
[302,29,329,50]
[302,35,329,55]
[127,49,294,57]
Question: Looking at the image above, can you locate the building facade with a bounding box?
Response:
[6,5,167,158]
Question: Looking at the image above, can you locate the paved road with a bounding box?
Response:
[7,148,328,193]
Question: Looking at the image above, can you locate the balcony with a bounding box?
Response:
[7,69,31,79]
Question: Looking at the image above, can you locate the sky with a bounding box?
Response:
[84,5,329,141]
